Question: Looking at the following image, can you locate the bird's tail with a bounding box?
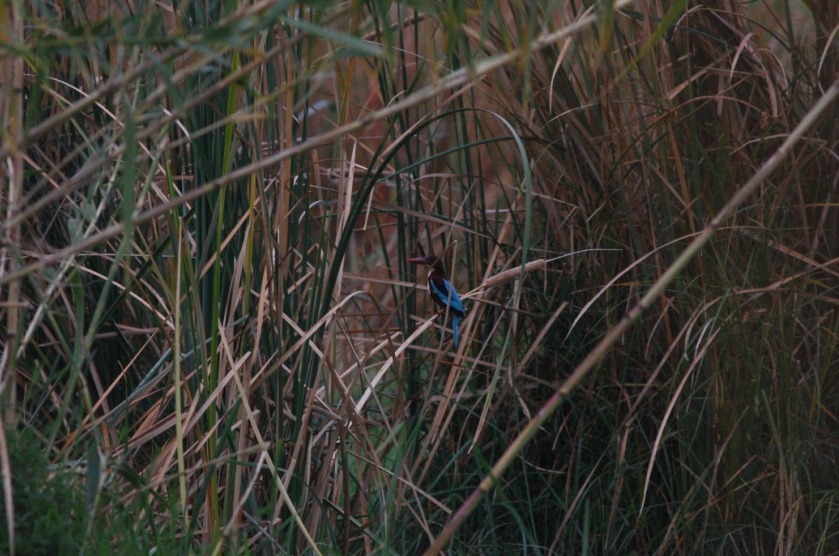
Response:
[452,316,460,347]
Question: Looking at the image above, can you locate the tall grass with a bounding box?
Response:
[1,0,839,554]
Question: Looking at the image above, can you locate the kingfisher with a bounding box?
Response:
[408,255,466,347]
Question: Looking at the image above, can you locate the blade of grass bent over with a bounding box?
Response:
[421,81,839,556]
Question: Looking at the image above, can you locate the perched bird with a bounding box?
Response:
[408,255,466,347]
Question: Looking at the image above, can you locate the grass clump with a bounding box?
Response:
[0,429,86,555]
[0,428,182,554]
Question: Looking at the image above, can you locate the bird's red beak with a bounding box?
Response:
[407,256,435,265]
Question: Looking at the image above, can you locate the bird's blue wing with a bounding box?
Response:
[429,278,465,314]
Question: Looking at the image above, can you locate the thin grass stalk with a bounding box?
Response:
[0,416,12,556]
[202,48,243,547]
[422,81,839,555]
[173,215,189,525]
[0,0,25,431]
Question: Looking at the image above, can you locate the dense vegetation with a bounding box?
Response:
[2,0,839,553]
